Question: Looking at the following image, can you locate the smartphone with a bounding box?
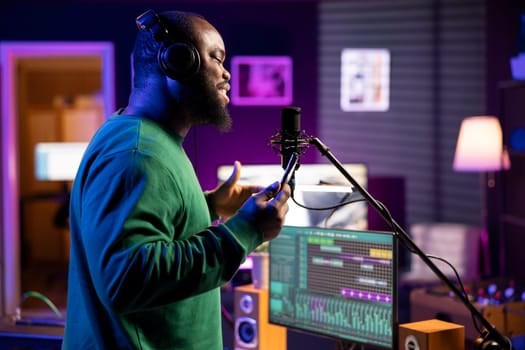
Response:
[280,153,299,186]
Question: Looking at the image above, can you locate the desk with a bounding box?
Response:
[0,317,63,350]
[410,287,525,342]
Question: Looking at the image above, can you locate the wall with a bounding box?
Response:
[0,0,319,324]
[319,0,488,229]
[183,3,319,188]
[0,0,523,347]
[317,0,523,281]
[0,0,522,260]
[485,0,524,278]
[0,1,319,190]
[1,0,522,232]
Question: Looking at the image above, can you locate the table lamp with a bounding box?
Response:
[453,115,510,277]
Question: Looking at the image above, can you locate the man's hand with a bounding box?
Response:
[207,161,262,219]
[237,180,291,242]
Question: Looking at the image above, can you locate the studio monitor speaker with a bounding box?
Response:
[234,284,286,350]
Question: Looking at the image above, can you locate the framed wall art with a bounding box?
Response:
[230,55,293,106]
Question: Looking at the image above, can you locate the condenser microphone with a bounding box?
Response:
[280,106,302,170]
[268,106,310,190]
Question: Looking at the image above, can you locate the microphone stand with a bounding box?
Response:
[307,136,511,350]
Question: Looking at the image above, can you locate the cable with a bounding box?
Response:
[290,188,366,211]
[16,290,64,320]
[291,182,490,342]
[345,193,486,336]
[380,203,483,335]
[425,254,482,334]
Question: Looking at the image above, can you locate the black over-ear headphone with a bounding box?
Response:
[135,9,201,81]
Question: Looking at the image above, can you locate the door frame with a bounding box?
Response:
[0,41,115,316]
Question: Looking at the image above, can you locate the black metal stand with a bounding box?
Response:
[307,136,512,350]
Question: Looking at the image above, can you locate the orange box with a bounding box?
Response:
[399,319,464,350]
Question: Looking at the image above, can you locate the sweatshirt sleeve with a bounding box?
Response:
[203,190,220,222]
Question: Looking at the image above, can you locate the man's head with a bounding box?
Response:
[131,10,232,131]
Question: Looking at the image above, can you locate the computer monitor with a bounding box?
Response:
[34,142,88,181]
[269,226,397,349]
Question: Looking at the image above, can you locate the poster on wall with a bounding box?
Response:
[340,48,390,112]
[230,55,293,106]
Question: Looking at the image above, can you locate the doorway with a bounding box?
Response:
[0,41,115,316]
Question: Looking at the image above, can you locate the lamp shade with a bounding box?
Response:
[453,116,503,172]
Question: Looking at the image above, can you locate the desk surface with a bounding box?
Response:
[0,316,64,339]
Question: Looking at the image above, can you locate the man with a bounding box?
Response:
[63,9,291,350]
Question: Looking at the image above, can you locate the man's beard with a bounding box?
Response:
[184,72,232,132]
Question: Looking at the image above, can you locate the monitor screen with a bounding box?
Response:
[217,163,368,230]
[269,226,397,349]
[34,142,88,181]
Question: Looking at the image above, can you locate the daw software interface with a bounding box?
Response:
[269,226,397,349]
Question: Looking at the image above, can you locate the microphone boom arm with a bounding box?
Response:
[308,136,511,349]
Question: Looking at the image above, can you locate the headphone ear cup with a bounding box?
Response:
[158,42,201,81]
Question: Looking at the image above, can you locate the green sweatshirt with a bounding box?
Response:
[63,114,262,349]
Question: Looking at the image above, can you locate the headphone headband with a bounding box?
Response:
[135,9,201,81]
